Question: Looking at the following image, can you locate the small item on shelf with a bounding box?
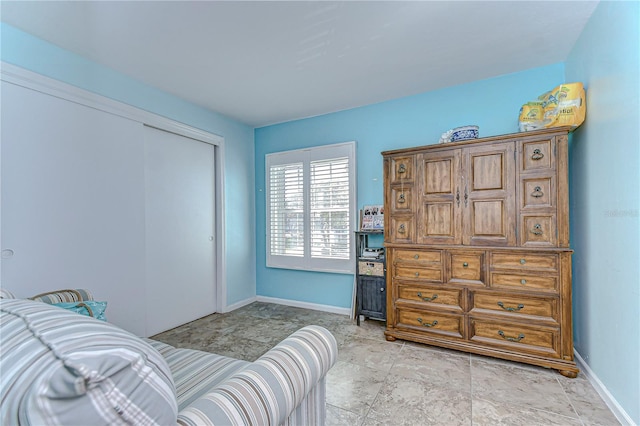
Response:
[439,125,479,143]
[518,82,586,131]
[360,204,384,230]
[361,247,384,258]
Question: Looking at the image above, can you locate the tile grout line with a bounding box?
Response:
[555,375,587,426]
[358,339,405,425]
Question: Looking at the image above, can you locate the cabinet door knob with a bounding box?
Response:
[414,254,419,259]
[521,279,527,285]
[462,262,469,268]
[531,186,544,198]
[414,272,419,277]
[531,223,543,235]
[531,149,544,160]
[380,288,385,292]
[520,258,526,264]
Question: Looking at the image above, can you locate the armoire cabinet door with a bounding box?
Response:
[463,142,516,246]
[417,149,463,245]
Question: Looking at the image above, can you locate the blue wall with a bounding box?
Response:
[565,2,640,423]
[0,23,257,307]
[255,64,565,308]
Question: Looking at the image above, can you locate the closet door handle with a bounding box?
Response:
[464,186,468,207]
[456,188,460,207]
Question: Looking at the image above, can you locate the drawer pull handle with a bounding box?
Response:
[498,330,525,342]
[462,262,469,268]
[497,301,525,312]
[417,292,438,302]
[414,254,419,259]
[398,163,407,174]
[414,272,420,277]
[520,279,527,285]
[531,223,543,235]
[531,186,544,198]
[398,224,406,234]
[520,258,526,265]
[417,318,438,328]
[398,192,406,204]
[531,149,544,160]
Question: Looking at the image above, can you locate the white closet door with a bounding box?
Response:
[0,81,147,336]
[144,126,216,336]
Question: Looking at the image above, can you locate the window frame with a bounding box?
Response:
[266,141,356,274]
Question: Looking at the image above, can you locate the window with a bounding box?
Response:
[266,142,356,273]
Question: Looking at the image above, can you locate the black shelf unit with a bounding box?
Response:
[355,230,386,325]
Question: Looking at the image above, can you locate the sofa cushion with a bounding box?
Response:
[0,299,177,426]
[146,339,249,411]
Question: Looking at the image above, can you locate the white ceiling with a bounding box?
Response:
[1,1,598,128]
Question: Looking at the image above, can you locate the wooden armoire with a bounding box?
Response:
[382,127,578,377]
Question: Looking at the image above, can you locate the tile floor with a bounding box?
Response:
[152,302,620,426]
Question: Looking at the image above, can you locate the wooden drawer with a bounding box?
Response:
[521,215,557,247]
[470,291,558,324]
[397,284,464,312]
[470,319,561,358]
[396,308,464,339]
[395,249,442,264]
[448,251,485,286]
[520,139,555,172]
[521,176,554,209]
[358,260,384,277]
[390,155,415,184]
[390,185,413,214]
[394,265,443,282]
[389,216,415,243]
[491,252,558,272]
[491,273,558,293]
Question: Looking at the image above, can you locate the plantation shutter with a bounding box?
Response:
[310,157,350,259]
[266,141,355,273]
[269,162,304,257]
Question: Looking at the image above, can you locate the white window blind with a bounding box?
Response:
[266,142,356,273]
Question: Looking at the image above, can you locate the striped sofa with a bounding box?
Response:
[0,289,338,425]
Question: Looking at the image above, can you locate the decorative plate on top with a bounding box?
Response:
[439,125,479,143]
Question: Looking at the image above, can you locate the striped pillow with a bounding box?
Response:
[0,298,178,426]
[0,287,16,299]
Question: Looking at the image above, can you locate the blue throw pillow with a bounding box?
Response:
[53,300,108,321]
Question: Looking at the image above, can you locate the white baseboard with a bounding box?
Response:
[256,296,351,316]
[574,350,636,426]
[222,296,257,313]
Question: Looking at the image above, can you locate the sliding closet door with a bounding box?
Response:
[144,126,216,336]
[0,81,147,336]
